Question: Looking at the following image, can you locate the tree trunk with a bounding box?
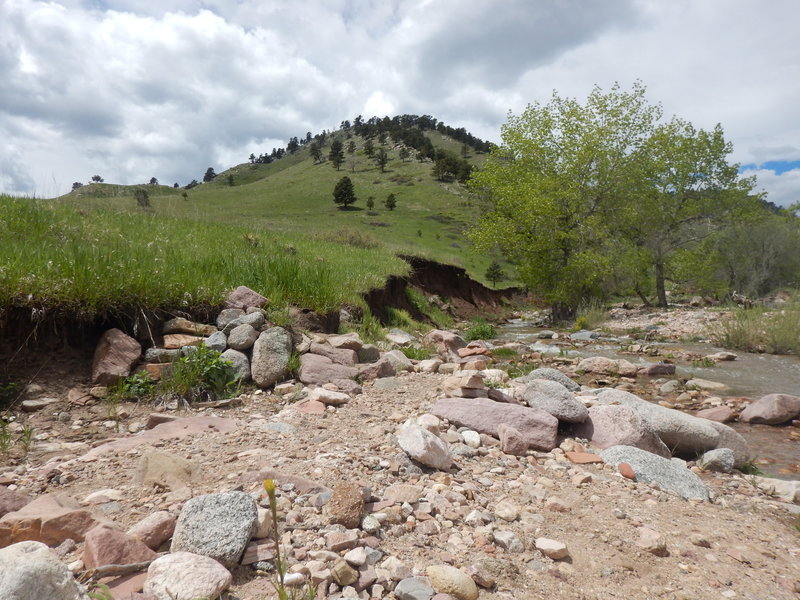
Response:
[550,303,577,324]
[635,288,652,307]
[655,261,668,307]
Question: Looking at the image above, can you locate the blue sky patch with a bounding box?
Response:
[741,160,800,175]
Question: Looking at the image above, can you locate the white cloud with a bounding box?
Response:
[0,0,798,208]
[744,167,800,209]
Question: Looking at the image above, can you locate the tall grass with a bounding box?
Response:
[573,301,609,331]
[0,195,407,315]
[712,298,800,355]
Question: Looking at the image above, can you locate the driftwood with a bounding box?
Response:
[78,557,160,584]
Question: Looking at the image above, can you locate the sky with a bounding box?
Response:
[1,0,798,206]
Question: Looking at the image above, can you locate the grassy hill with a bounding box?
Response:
[61,130,499,277]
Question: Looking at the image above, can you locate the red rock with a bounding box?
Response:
[618,463,636,480]
[310,343,358,366]
[695,406,734,423]
[457,347,491,358]
[572,404,671,458]
[91,328,142,385]
[431,397,558,451]
[358,357,397,381]
[0,493,107,547]
[83,524,157,569]
[497,423,528,456]
[565,451,604,464]
[325,530,359,551]
[422,329,467,361]
[162,317,216,336]
[225,285,268,309]
[297,399,326,415]
[67,387,93,406]
[162,333,204,349]
[0,487,31,517]
[299,353,358,385]
[126,511,177,550]
[460,359,488,371]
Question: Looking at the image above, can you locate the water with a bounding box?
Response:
[498,322,800,480]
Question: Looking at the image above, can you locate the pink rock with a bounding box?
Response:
[225,285,268,309]
[162,333,204,349]
[572,405,671,457]
[423,330,467,361]
[0,488,30,518]
[497,423,528,456]
[299,353,358,385]
[397,425,453,470]
[126,511,177,550]
[297,399,326,415]
[577,356,638,378]
[0,493,107,548]
[739,393,800,425]
[358,357,397,381]
[102,573,149,598]
[145,552,232,600]
[564,451,604,464]
[618,463,636,480]
[695,406,734,423]
[83,524,157,569]
[431,397,558,451]
[241,540,277,565]
[310,343,358,366]
[91,328,142,385]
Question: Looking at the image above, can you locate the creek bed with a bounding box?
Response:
[498,321,800,480]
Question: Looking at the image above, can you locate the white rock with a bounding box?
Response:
[461,430,481,449]
[145,552,232,600]
[308,387,350,406]
[397,425,453,471]
[535,537,569,560]
[0,541,89,600]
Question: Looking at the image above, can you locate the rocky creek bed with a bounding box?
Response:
[1,300,799,600]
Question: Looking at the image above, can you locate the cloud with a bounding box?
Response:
[0,0,797,210]
[743,167,800,208]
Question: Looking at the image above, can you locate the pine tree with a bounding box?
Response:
[333,176,357,208]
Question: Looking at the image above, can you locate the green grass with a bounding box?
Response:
[56,131,510,287]
[572,301,609,331]
[711,297,800,355]
[0,195,407,315]
[464,318,496,341]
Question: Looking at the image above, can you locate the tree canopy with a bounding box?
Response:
[469,82,759,319]
[333,176,357,208]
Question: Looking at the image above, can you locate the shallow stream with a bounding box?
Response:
[498,322,800,480]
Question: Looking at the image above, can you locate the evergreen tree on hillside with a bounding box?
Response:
[333,176,357,208]
[374,147,389,173]
[384,193,396,211]
[310,142,322,164]
[329,140,345,171]
[485,260,506,288]
[203,167,217,182]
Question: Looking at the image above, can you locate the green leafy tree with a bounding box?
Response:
[329,139,345,171]
[374,147,389,173]
[91,175,103,183]
[71,182,83,190]
[347,140,356,155]
[485,260,506,288]
[384,193,396,211]
[333,176,357,208]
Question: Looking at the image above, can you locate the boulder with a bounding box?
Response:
[521,379,588,423]
[686,378,728,392]
[577,356,638,377]
[221,311,266,335]
[216,308,245,330]
[203,330,228,352]
[739,393,800,425]
[497,423,528,456]
[395,576,435,600]
[162,333,204,349]
[697,448,735,473]
[431,397,558,451]
[706,421,751,469]
[572,404,671,457]
[637,362,676,376]
[144,551,232,600]
[397,425,453,470]
[227,323,259,351]
[126,511,177,550]
[91,328,141,385]
[357,344,381,363]
[221,348,251,383]
[752,476,800,503]
[144,347,181,363]
[299,353,358,385]
[0,541,89,600]
[171,491,258,567]
[0,488,30,518]
[600,445,709,501]
[328,332,363,351]
[251,327,292,388]
[695,406,734,423]
[83,524,157,569]
[310,342,358,366]
[225,285,268,309]
[384,349,414,372]
[595,389,720,455]
[522,367,580,392]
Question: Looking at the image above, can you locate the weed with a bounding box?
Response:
[0,421,12,454]
[263,479,317,600]
[499,361,535,379]
[88,583,114,600]
[739,458,764,476]
[484,378,503,389]
[464,319,496,342]
[110,371,156,401]
[267,307,292,328]
[491,347,518,359]
[386,307,416,330]
[572,301,608,332]
[155,346,239,405]
[287,352,301,378]
[399,346,431,360]
[405,287,454,328]
[711,298,800,355]
[350,304,384,344]
[690,357,716,368]
[0,382,18,407]
[19,425,34,452]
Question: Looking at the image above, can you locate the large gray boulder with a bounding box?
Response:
[706,421,751,469]
[572,404,671,457]
[227,324,259,351]
[595,389,720,454]
[521,379,588,423]
[739,393,800,425]
[601,445,709,501]
[221,348,251,383]
[251,327,292,388]
[171,491,257,568]
[0,541,89,600]
[431,397,558,451]
[397,425,453,471]
[310,343,358,366]
[523,367,580,392]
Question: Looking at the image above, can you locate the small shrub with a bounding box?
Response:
[491,347,518,359]
[287,351,301,377]
[110,371,156,401]
[572,302,608,332]
[0,421,12,454]
[354,307,384,344]
[690,357,716,368]
[464,319,496,341]
[712,301,800,355]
